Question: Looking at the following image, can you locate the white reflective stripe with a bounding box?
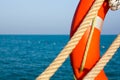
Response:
[95,16,103,31]
[90,16,103,31]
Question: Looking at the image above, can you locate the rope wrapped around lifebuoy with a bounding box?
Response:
[36,0,120,79]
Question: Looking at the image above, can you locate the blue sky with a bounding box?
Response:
[0,0,120,34]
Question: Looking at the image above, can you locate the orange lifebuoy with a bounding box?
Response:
[70,0,109,80]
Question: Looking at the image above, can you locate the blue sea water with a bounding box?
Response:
[0,35,120,80]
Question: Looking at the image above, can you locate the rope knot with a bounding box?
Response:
[109,0,120,10]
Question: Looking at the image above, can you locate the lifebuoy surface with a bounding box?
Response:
[70,0,109,79]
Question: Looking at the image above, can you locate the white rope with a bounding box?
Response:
[36,0,120,79]
[36,0,105,79]
[83,34,120,80]
[109,0,120,10]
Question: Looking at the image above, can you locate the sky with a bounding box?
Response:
[0,0,120,35]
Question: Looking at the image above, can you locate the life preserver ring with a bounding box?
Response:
[70,0,110,80]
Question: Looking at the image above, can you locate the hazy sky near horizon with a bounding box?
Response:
[0,0,120,34]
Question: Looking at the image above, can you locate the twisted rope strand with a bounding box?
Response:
[83,34,120,80]
[36,0,105,80]
[80,17,96,71]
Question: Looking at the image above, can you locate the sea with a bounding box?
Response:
[0,35,120,80]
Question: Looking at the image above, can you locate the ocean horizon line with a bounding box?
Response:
[0,33,118,36]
